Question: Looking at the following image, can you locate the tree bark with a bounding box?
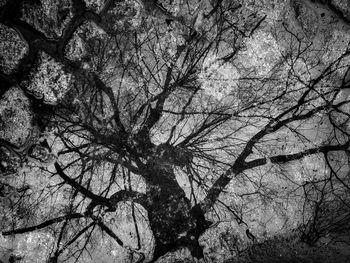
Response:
[143,162,208,261]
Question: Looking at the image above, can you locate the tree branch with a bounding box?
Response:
[246,141,350,168]
[199,140,350,213]
[97,221,124,246]
[2,213,85,236]
[54,162,110,206]
[109,190,149,210]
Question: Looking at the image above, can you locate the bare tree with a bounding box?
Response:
[1,0,350,262]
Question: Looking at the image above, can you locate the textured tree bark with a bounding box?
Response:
[143,162,208,261]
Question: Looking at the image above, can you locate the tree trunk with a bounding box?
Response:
[144,164,208,261]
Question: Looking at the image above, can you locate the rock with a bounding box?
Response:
[20,0,73,38]
[22,52,72,105]
[101,1,142,33]
[331,0,350,21]
[0,87,32,147]
[84,0,105,13]
[0,24,28,75]
[64,21,106,63]
[292,0,319,37]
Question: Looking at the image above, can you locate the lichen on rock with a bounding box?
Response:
[0,87,32,146]
[84,0,105,13]
[331,0,350,20]
[23,52,72,105]
[0,24,28,75]
[101,0,142,33]
[20,0,73,38]
[64,21,106,63]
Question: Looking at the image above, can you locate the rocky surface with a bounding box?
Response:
[20,0,73,38]
[0,87,32,146]
[0,24,28,75]
[22,52,72,105]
